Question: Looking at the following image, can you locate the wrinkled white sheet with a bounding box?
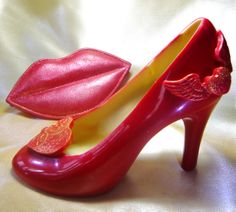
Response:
[0,0,235,211]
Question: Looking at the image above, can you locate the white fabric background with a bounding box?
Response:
[0,0,235,211]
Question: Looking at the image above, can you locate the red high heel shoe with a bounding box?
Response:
[12,18,232,197]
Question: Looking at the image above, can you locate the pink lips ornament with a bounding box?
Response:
[6,48,131,119]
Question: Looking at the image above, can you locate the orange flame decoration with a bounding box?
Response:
[27,117,73,155]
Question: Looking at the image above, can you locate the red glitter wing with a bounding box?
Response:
[163,73,210,101]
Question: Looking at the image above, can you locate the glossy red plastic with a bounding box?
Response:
[12,18,232,196]
[6,48,131,119]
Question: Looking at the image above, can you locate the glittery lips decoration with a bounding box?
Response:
[6,48,131,119]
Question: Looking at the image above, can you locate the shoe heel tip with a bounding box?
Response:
[181,163,197,172]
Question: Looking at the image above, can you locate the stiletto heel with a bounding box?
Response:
[12,18,232,196]
[182,103,218,171]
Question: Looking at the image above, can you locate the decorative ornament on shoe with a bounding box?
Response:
[27,117,73,156]
[164,66,231,101]
[164,29,232,101]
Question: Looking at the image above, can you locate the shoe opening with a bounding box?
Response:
[65,19,202,155]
